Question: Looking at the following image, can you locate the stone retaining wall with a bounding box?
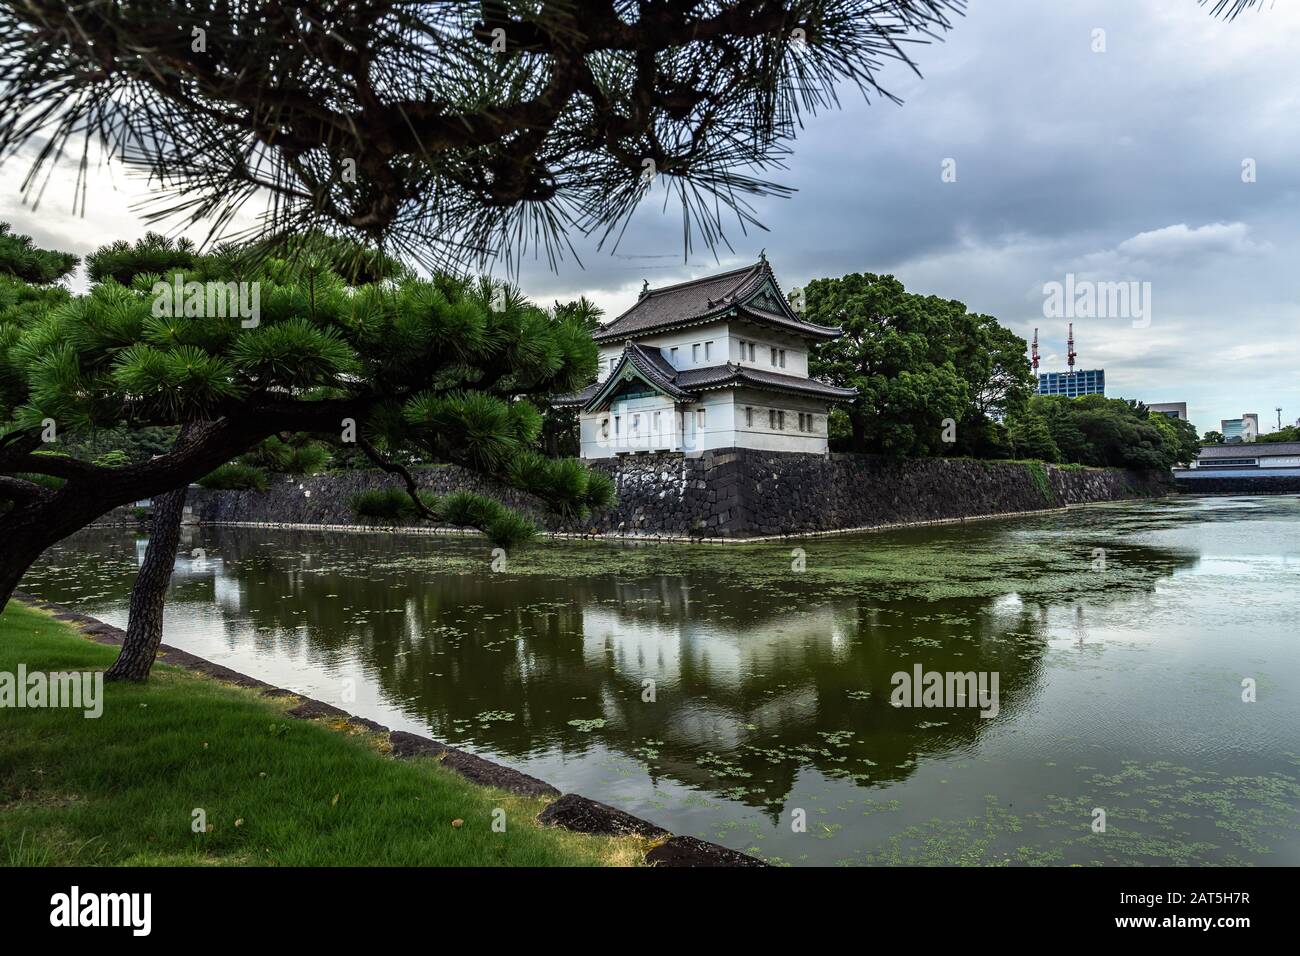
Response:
[1174,475,1300,494]
[189,451,1173,540]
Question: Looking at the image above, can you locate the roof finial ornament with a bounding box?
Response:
[758,248,766,263]
[639,279,649,298]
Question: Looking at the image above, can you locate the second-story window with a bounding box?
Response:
[705,340,712,360]
[692,343,700,363]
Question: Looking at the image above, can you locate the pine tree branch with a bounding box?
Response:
[0,474,54,504]
[354,435,440,522]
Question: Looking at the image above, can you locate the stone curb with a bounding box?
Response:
[10,592,766,867]
[190,498,1132,545]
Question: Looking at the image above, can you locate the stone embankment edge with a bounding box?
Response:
[182,501,1104,544]
[10,592,764,868]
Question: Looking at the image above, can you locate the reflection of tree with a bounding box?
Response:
[26,525,1196,813]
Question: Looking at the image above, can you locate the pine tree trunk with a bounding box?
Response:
[104,486,188,682]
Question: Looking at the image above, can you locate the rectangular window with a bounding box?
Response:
[614,416,621,435]
[778,411,785,430]
[631,413,640,434]
[670,346,678,365]
[737,339,746,361]
[769,409,777,429]
[696,408,706,429]
[652,411,661,432]
[779,349,787,369]
[745,407,753,427]
[704,340,712,360]
[770,347,778,366]
[749,342,756,361]
[600,418,609,438]
[692,343,700,363]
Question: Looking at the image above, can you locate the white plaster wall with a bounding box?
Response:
[596,320,812,378]
[579,386,831,458]
[728,324,810,377]
[580,394,681,458]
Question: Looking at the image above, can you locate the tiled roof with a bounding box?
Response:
[591,259,842,343]
[1197,441,1300,458]
[676,364,860,400]
[551,341,858,409]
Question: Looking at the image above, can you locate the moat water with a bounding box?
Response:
[22,495,1300,865]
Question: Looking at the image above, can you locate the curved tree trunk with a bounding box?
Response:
[851,409,867,452]
[104,486,188,682]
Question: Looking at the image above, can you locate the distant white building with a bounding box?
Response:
[1148,402,1188,421]
[555,258,857,459]
[1220,413,1259,443]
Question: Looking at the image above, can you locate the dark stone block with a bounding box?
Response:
[537,793,669,838]
[440,748,560,798]
[389,730,450,758]
[286,699,351,720]
[644,835,768,867]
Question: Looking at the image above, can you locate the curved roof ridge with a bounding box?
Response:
[644,261,760,299]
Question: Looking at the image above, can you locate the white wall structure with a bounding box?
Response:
[557,258,856,459]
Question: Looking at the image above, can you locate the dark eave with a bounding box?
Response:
[676,364,859,400]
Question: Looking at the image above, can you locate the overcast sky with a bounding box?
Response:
[2,0,1297,436]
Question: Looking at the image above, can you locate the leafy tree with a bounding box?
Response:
[1008,395,1190,471]
[1149,411,1201,466]
[1009,415,1061,463]
[807,273,987,456]
[936,310,1032,459]
[1258,424,1300,444]
[539,297,603,457]
[0,223,77,284]
[1201,430,1225,445]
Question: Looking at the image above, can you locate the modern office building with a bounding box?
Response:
[1220,413,1259,443]
[1037,369,1105,398]
[1148,402,1188,421]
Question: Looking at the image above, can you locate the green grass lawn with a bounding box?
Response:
[0,602,640,866]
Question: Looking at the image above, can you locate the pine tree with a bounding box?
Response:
[0,254,612,630]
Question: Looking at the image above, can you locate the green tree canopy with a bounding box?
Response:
[86,232,197,286]
[805,272,1031,457]
[1008,395,1191,471]
[0,222,78,284]
[0,260,611,607]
